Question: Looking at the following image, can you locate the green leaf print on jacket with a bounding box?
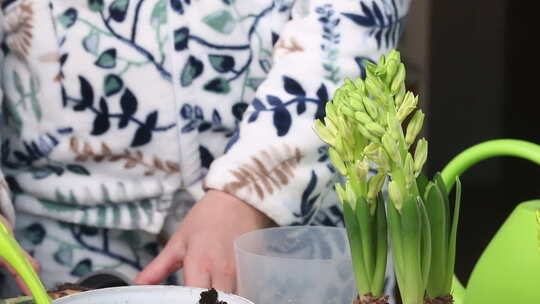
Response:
[203,10,236,34]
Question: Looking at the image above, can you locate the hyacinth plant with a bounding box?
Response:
[315,50,461,304]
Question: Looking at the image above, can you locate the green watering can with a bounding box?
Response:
[440,139,540,303]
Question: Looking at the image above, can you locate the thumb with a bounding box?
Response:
[134,239,186,285]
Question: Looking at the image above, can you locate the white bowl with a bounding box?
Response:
[53,286,254,304]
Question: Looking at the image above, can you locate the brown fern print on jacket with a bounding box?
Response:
[223,144,303,200]
[69,137,180,176]
[3,2,33,59]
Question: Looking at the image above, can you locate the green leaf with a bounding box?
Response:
[424,181,448,293]
[371,195,388,296]
[95,49,117,69]
[54,244,74,266]
[88,0,104,12]
[66,164,91,175]
[104,74,124,96]
[151,0,167,27]
[398,196,425,304]
[204,77,231,94]
[203,10,236,34]
[446,177,461,292]
[418,198,432,296]
[343,201,371,295]
[416,173,429,197]
[355,196,375,280]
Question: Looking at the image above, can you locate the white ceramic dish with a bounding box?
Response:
[53,285,254,304]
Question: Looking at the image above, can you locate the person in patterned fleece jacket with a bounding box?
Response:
[0,0,411,295]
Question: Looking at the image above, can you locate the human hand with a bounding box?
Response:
[135,189,275,293]
[0,214,41,295]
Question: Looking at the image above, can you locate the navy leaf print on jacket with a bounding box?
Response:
[109,0,130,22]
[131,111,159,147]
[181,56,204,87]
[74,76,94,111]
[119,89,138,128]
[283,76,306,96]
[174,27,190,51]
[342,0,404,49]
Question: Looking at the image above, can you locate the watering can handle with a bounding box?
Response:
[0,220,51,304]
[440,139,540,190]
[439,138,540,304]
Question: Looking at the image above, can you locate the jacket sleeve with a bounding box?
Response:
[204,0,411,225]
[0,12,16,225]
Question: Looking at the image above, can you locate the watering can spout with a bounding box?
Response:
[439,139,540,303]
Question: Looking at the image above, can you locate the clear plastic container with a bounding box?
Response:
[234,226,356,304]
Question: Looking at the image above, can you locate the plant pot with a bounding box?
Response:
[53,286,254,304]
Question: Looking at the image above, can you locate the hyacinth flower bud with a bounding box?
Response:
[325,100,337,119]
[335,182,347,204]
[340,103,356,118]
[324,116,338,135]
[387,112,402,141]
[314,120,335,146]
[385,58,400,85]
[377,146,391,172]
[349,91,367,111]
[366,122,386,137]
[357,124,379,143]
[367,172,386,201]
[390,63,406,94]
[405,110,425,147]
[343,78,356,91]
[346,180,358,209]
[353,77,367,95]
[394,85,407,108]
[396,92,417,122]
[388,180,403,211]
[387,49,401,62]
[382,133,400,164]
[363,143,380,158]
[404,152,415,186]
[356,159,370,181]
[356,111,374,125]
[329,147,346,176]
[362,96,379,120]
[414,138,428,175]
[365,76,384,99]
